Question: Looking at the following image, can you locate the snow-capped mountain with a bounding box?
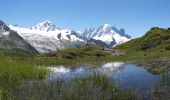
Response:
[82,24,131,47]
[31,20,57,31]
[0,20,38,54]
[9,20,86,52]
[6,20,131,53]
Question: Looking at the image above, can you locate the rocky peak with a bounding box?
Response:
[32,20,57,31]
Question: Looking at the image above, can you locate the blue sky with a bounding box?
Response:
[0,0,170,38]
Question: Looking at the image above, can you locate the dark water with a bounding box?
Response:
[47,62,161,91]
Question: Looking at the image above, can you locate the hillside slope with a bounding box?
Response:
[115,27,170,52]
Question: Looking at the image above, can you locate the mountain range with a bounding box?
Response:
[0,20,131,53]
[82,24,131,47]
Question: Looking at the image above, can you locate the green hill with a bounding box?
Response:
[115,27,170,52]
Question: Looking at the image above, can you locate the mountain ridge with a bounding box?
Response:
[4,20,131,53]
[8,21,86,52]
[82,24,131,46]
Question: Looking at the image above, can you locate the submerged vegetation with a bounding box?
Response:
[152,68,170,100]
[15,73,138,100]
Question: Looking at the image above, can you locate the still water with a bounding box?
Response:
[47,62,160,91]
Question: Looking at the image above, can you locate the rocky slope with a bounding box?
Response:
[0,20,39,54]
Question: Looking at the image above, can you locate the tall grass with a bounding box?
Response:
[15,72,138,100]
[0,56,47,100]
[0,54,138,100]
[151,68,170,100]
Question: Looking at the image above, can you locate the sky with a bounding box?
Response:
[0,0,170,38]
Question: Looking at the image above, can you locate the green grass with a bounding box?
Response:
[18,45,110,66]
[38,45,109,59]
[30,48,170,67]
[115,27,170,52]
[0,55,48,100]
